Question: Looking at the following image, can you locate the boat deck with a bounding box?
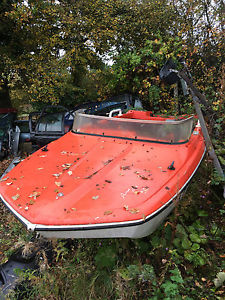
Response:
[0,129,205,227]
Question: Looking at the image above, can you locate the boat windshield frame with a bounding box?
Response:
[72,112,194,144]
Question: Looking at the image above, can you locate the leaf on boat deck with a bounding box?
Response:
[71,208,77,211]
[139,175,149,180]
[61,151,67,155]
[134,191,140,195]
[6,182,13,185]
[131,185,138,189]
[120,166,131,170]
[29,200,35,205]
[37,167,44,170]
[129,208,139,214]
[57,193,64,197]
[67,171,73,176]
[12,194,20,201]
[25,206,29,211]
[105,180,112,183]
[92,195,99,200]
[104,210,113,215]
[39,155,47,158]
[62,163,73,170]
[52,173,61,177]
[55,182,62,187]
[142,214,146,220]
[103,159,113,166]
[165,186,170,190]
[28,192,40,200]
[123,205,129,211]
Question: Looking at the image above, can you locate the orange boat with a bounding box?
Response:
[0,110,205,238]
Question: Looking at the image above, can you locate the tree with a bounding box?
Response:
[0,0,17,107]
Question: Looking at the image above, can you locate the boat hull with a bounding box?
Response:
[0,146,205,239]
[0,112,206,239]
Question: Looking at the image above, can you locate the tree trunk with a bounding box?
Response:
[0,81,12,108]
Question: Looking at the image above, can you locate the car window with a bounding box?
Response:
[37,113,63,132]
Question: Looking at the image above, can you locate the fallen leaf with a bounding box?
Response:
[12,194,20,201]
[62,163,73,169]
[52,173,61,177]
[71,208,77,211]
[28,192,40,200]
[139,175,148,180]
[131,185,138,189]
[129,208,139,214]
[120,166,131,170]
[57,192,64,197]
[68,171,73,176]
[92,195,99,200]
[37,167,44,170]
[105,180,112,183]
[123,205,129,211]
[142,214,146,220]
[55,182,62,187]
[39,155,47,158]
[201,278,207,282]
[25,206,29,211]
[6,182,13,186]
[104,210,112,215]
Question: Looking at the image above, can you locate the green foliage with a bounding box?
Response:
[104,36,183,111]
[95,246,117,269]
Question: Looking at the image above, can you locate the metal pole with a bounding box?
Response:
[190,90,225,198]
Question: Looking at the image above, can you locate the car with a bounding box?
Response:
[29,95,143,147]
[0,108,17,159]
[29,106,74,147]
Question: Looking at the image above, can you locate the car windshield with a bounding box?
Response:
[36,113,63,132]
[0,113,14,129]
[72,113,194,144]
[0,128,5,139]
